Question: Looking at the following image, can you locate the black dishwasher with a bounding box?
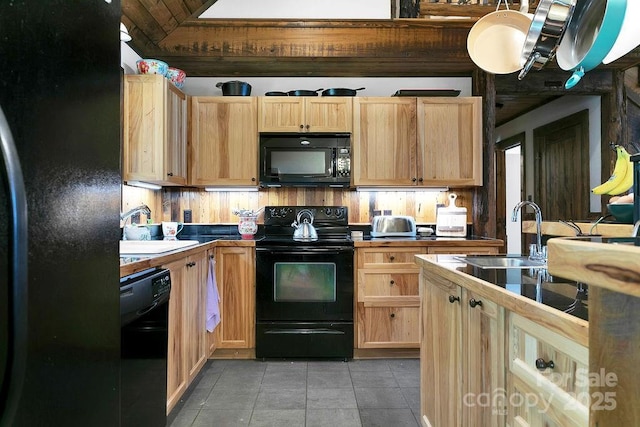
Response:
[120,268,171,427]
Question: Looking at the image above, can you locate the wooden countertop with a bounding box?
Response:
[415,255,588,346]
[354,237,503,248]
[120,238,255,277]
[547,238,640,298]
[522,220,633,237]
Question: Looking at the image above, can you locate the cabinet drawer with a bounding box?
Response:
[427,246,498,255]
[507,374,586,427]
[357,248,427,268]
[508,313,589,426]
[358,270,419,300]
[357,305,420,348]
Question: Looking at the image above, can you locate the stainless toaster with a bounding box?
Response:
[370,215,416,237]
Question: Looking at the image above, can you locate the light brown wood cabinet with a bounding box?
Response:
[506,313,589,427]
[355,247,425,349]
[213,246,255,352]
[190,97,258,187]
[420,273,505,427]
[353,97,482,187]
[258,96,353,133]
[123,74,187,186]
[417,97,482,186]
[163,249,209,413]
[352,97,417,186]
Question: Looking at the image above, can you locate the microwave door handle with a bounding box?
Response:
[0,105,28,427]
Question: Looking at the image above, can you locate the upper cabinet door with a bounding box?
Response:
[417,97,482,187]
[165,84,188,184]
[352,97,417,186]
[123,74,188,186]
[190,97,258,187]
[304,97,353,132]
[258,97,305,132]
[258,97,352,132]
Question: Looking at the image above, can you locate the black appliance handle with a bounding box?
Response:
[256,248,351,255]
[264,328,345,335]
[0,105,28,427]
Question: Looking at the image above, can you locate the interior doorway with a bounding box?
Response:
[496,133,524,254]
[533,109,590,221]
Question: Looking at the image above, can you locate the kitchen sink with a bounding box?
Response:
[454,255,547,269]
[119,239,200,255]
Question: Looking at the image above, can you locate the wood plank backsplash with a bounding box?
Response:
[122,185,474,225]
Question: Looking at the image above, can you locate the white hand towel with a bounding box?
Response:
[206,257,221,332]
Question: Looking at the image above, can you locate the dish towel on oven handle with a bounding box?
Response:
[206,256,221,332]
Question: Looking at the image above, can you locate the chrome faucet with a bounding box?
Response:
[120,204,151,225]
[511,201,545,261]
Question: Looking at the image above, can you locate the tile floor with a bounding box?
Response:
[168,358,421,427]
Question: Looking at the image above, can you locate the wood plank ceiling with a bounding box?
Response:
[122,0,640,126]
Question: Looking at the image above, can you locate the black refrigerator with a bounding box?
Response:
[0,1,122,426]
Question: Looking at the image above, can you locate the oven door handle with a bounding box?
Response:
[264,328,345,335]
[256,248,350,255]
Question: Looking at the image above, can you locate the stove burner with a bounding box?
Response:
[259,205,351,247]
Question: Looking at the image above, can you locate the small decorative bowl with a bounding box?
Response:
[607,203,634,224]
[166,67,186,88]
[136,59,169,76]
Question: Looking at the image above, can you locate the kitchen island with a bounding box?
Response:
[416,254,589,427]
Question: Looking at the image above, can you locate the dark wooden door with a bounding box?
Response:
[534,110,590,221]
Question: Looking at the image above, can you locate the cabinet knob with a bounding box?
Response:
[186,261,196,267]
[412,177,417,182]
[389,256,395,261]
[305,124,310,130]
[251,177,256,182]
[167,172,174,177]
[299,124,304,129]
[390,280,395,286]
[535,358,555,370]
[418,177,423,183]
[448,295,460,304]
[390,313,395,318]
[469,298,483,308]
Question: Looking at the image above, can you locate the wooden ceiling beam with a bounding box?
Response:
[149,19,476,76]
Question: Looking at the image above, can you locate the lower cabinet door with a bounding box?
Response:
[357,304,420,348]
[420,278,461,427]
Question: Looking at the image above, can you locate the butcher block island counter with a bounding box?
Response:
[417,237,640,427]
[547,238,640,427]
[416,253,589,427]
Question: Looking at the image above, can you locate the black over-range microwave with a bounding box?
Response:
[259,133,351,188]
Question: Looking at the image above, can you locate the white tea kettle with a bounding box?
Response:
[291,209,318,241]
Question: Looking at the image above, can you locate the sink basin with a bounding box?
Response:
[119,240,200,255]
[454,255,547,269]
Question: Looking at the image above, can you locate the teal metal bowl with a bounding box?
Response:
[607,203,634,223]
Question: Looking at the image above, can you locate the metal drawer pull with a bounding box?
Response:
[448,295,460,303]
[469,298,483,308]
[535,358,555,370]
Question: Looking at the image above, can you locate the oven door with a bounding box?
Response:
[255,246,354,322]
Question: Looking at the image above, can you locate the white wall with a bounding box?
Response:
[505,146,522,254]
[184,77,472,97]
[199,0,390,19]
[495,95,602,213]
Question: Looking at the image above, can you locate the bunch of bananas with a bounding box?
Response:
[591,145,634,196]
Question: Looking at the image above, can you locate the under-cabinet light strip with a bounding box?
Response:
[126,181,162,190]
